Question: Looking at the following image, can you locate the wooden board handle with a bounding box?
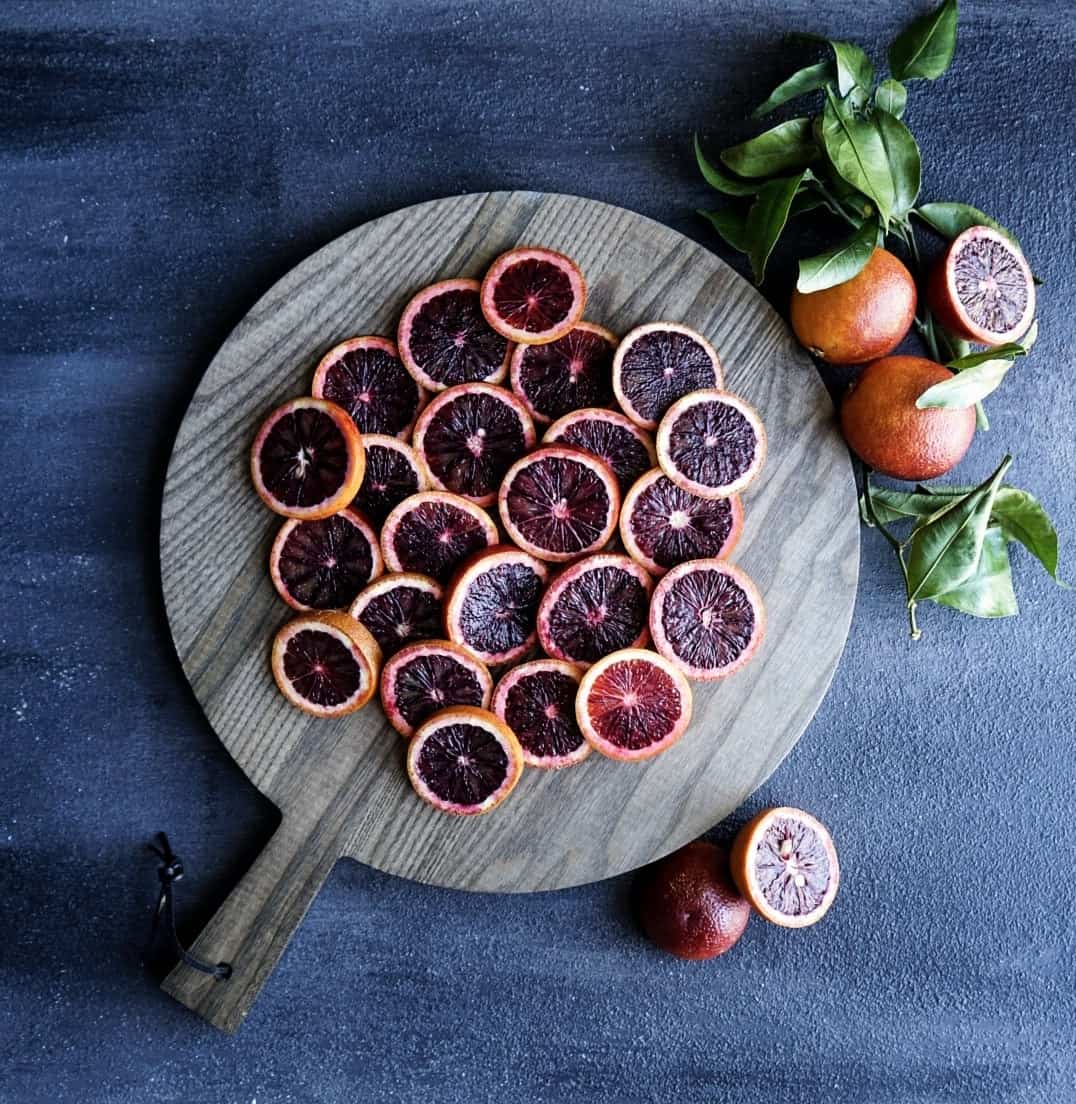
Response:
[161,814,344,1033]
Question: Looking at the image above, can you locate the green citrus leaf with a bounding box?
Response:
[916,357,1012,409]
[789,191,828,216]
[821,89,895,227]
[694,134,759,196]
[797,216,878,293]
[889,0,958,81]
[874,78,907,118]
[745,171,806,283]
[989,487,1064,583]
[859,487,951,527]
[933,527,1018,618]
[830,41,875,96]
[905,455,1011,602]
[698,207,751,253]
[752,61,833,118]
[720,118,817,178]
[912,201,1017,245]
[873,109,921,217]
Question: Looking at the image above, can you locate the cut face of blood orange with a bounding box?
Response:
[491,659,589,769]
[412,382,536,506]
[649,559,765,681]
[612,322,723,429]
[498,445,620,563]
[444,546,549,667]
[271,611,381,716]
[576,648,692,762]
[351,435,427,527]
[730,807,840,928]
[620,469,743,576]
[543,407,657,495]
[480,247,586,345]
[656,389,766,499]
[536,553,652,667]
[349,572,443,658]
[407,706,523,815]
[269,508,382,611]
[928,225,1035,347]
[509,321,616,422]
[311,336,427,439]
[397,278,512,391]
[380,491,498,583]
[380,639,493,738]
[251,398,365,520]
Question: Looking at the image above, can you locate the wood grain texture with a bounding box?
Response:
[159,191,858,1030]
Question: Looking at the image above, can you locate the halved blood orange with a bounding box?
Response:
[656,389,766,499]
[349,572,443,658]
[536,553,652,667]
[480,247,586,345]
[498,445,620,563]
[250,397,365,519]
[927,225,1035,347]
[730,807,840,928]
[543,407,657,495]
[649,559,765,681]
[620,469,743,576]
[612,323,723,429]
[311,336,427,439]
[576,648,692,762]
[411,382,536,506]
[509,321,616,422]
[269,508,382,611]
[380,491,498,583]
[444,545,549,667]
[491,659,589,769]
[380,639,493,739]
[397,278,512,391]
[271,611,381,717]
[351,434,427,527]
[407,706,523,816]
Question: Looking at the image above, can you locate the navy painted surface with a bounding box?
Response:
[1,2,1074,1100]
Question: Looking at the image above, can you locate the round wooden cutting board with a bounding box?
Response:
[160,191,858,1031]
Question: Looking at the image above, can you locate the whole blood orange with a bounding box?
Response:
[790,247,916,365]
[635,840,751,960]
[840,356,976,480]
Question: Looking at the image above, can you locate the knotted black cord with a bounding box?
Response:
[146,832,232,981]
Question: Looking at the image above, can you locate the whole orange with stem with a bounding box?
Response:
[840,355,976,481]
[790,247,917,365]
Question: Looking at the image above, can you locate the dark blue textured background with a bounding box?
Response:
[2,2,1074,1100]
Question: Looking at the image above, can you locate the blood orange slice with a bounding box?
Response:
[491,659,589,769]
[397,278,512,391]
[311,336,427,439]
[349,572,443,658]
[927,225,1035,347]
[250,398,365,520]
[649,559,765,681]
[620,469,743,576]
[271,611,380,717]
[380,491,497,583]
[498,445,620,563]
[576,649,692,762]
[269,508,382,611]
[444,546,549,666]
[351,434,427,527]
[509,321,616,423]
[480,247,586,345]
[656,389,766,499]
[380,639,493,738]
[543,407,657,495]
[536,553,652,666]
[730,807,840,928]
[412,382,536,506]
[407,706,523,816]
[612,323,723,429]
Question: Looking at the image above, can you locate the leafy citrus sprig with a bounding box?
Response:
[693,0,1036,422]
